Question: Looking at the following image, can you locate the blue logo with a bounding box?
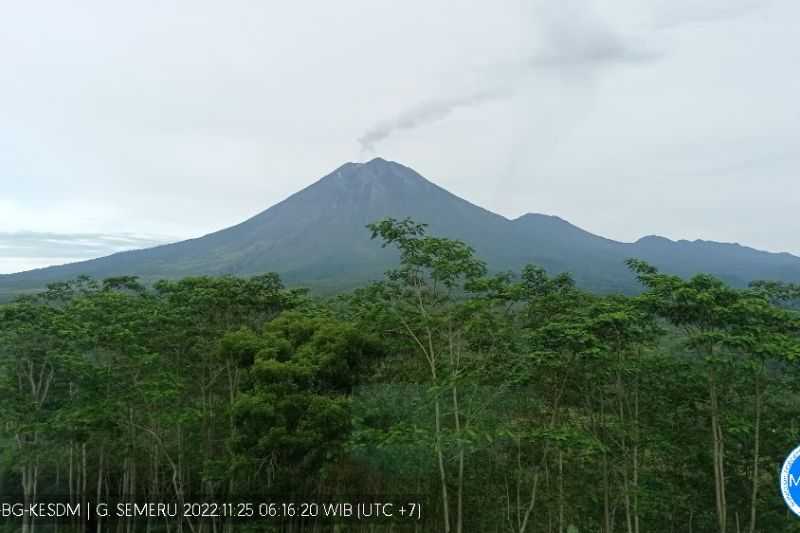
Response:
[781,445,800,517]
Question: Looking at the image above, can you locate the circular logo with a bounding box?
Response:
[781,445,800,517]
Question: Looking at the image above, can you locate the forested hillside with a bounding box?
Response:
[2,219,800,533]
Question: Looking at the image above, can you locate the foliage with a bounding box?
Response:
[0,223,799,532]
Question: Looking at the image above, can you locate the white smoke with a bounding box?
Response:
[357,1,660,153]
[358,89,510,153]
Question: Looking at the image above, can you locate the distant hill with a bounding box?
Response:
[2,157,799,298]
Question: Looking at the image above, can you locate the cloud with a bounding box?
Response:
[358,89,509,153]
[2,0,798,262]
[652,0,765,29]
[357,1,660,152]
[531,20,658,68]
[530,1,660,68]
[0,231,172,273]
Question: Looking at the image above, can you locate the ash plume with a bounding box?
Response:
[358,89,508,153]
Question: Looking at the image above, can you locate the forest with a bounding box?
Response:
[1,218,800,533]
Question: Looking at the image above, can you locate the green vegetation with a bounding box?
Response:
[1,218,799,533]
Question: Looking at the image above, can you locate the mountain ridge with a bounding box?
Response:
[1,157,799,298]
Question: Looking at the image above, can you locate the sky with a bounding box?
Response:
[1,0,798,273]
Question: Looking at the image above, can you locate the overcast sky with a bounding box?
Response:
[1,0,798,273]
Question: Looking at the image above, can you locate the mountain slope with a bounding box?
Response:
[2,158,799,297]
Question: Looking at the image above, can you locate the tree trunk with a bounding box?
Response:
[97,444,105,533]
[446,319,465,533]
[603,450,611,533]
[748,363,764,533]
[82,443,88,533]
[617,359,634,533]
[633,375,641,533]
[433,391,450,533]
[558,450,564,533]
[68,442,74,506]
[709,370,727,533]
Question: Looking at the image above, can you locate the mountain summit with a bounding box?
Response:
[2,158,799,297]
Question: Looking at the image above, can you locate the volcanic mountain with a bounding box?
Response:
[2,157,799,297]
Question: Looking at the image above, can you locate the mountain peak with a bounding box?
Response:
[636,235,672,244]
[323,158,431,191]
[339,157,394,170]
[359,157,410,174]
[515,212,566,223]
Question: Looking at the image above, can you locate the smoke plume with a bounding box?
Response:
[358,89,508,153]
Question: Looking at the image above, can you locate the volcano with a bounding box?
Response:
[2,157,799,297]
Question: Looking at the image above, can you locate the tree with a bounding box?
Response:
[228,311,382,494]
[628,259,800,533]
[366,217,489,533]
